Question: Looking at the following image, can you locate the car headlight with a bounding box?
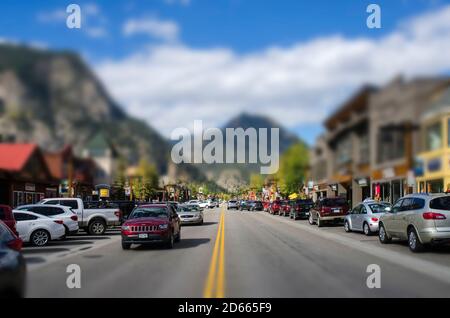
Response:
[122,225,131,231]
[159,224,169,230]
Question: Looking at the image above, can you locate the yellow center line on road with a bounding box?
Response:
[203,208,226,298]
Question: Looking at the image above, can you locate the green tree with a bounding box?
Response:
[277,142,309,195]
[112,156,127,200]
[134,159,159,201]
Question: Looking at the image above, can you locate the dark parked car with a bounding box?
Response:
[0,205,18,235]
[269,200,282,215]
[0,220,26,298]
[290,199,314,220]
[239,200,252,211]
[121,204,181,250]
[309,197,350,227]
[250,201,264,211]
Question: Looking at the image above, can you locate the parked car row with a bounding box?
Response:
[266,193,450,253]
[0,198,123,247]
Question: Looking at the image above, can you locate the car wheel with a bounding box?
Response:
[379,224,391,244]
[88,219,106,235]
[31,229,50,247]
[317,216,323,228]
[408,228,424,253]
[175,228,181,242]
[166,233,174,249]
[344,220,351,232]
[363,222,372,236]
[308,214,315,225]
[122,242,131,250]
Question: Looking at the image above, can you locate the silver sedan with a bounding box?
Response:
[177,205,204,225]
[344,200,391,236]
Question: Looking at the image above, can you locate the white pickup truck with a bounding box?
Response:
[39,198,122,235]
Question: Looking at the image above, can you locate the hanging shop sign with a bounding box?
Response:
[357,178,368,187]
[25,183,36,192]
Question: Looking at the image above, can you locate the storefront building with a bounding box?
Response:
[416,87,450,193]
[323,86,376,207]
[369,77,450,204]
[0,144,59,207]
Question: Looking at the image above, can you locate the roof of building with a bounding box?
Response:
[0,143,37,172]
[324,85,377,130]
[43,152,63,179]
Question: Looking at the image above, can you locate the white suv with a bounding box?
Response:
[379,193,450,252]
[16,204,79,236]
[13,210,65,246]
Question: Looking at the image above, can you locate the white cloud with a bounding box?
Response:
[123,17,179,42]
[96,5,450,139]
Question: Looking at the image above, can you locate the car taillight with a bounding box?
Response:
[371,217,379,222]
[71,215,78,221]
[7,238,23,251]
[423,212,447,220]
[54,220,64,224]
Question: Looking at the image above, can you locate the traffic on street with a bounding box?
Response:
[8,200,449,298]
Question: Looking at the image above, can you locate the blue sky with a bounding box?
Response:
[1,0,450,144]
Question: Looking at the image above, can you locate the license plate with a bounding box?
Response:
[333,209,341,213]
[138,234,148,239]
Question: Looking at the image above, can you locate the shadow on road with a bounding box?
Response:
[23,256,46,264]
[131,238,211,251]
[22,247,69,254]
[182,222,217,227]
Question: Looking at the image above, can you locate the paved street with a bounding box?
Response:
[26,206,450,298]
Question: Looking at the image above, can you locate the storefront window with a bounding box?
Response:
[448,118,450,147]
[392,180,402,203]
[426,122,442,151]
[336,136,352,166]
[377,128,405,163]
[427,179,444,193]
[359,134,369,164]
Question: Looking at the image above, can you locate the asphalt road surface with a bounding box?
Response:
[26,206,450,298]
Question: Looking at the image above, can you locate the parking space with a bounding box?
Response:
[23,228,122,270]
[264,213,450,268]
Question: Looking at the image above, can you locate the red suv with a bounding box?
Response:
[121,204,181,250]
[263,201,271,212]
[0,205,18,235]
[309,197,349,227]
[269,200,282,215]
[280,200,291,217]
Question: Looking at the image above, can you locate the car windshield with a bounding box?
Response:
[178,205,200,212]
[129,207,168,219]
[368,203,391,213]
[430,196,450,211]
[229,201,237,203]
[297,199,313,205]
[322,198,347,207]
